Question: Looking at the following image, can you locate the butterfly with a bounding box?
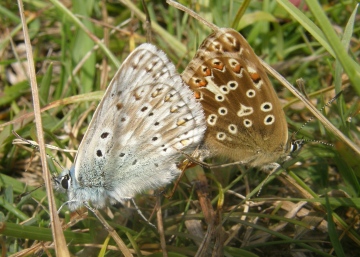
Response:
[56,43,206,210]
[181,28,301,167]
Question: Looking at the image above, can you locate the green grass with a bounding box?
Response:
[0,0,360,256]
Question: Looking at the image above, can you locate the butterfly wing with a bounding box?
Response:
[182,28,288,166]
[69,44,205,208]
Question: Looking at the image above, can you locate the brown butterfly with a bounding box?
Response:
[181,28,301,167]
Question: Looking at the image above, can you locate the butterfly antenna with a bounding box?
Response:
[294,138,333,148]
[12,131,50,200]
[12,130,70,202]
[12,130,67,171]
[293,91,343,136]
[16,183,45,200]
[12,130,39,150]
[288,91,341,153]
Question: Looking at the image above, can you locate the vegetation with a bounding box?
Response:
[0,0,359,256]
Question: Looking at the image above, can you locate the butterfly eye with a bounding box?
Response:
[290,139,305,154]
[61,174,71,190]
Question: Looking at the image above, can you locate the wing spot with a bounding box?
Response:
[141,106,148,112]
[164,93,174,102]
[218,107,228,115]
[116,103,123,110]
[228,124,237,134]
[246,89,256,98]
[101,132,109,139]
[264,115,275,125]
[207,114,217,126]
[119,153,125,157]
[212,59,224,70]
[132,159,137,165]
[228,81,238,90]
[201,65,211,76]
[225,34,239,50]
[151,89,161,98]
[96,150,103,157]
[261,102,272,112]
[170,106,179,113]
[134,92,141,101]
[180,139,190,146]
[248,68,261,81]
[220,85,229,94]
[244,119,252,128]
[193,77,208,87]
[237,104,253,117]
[216,132,226,141]
[194,91,202,99]
[215,94,225,102]
[212,42,222,52]
[177,118,189,126]
[145,62,155,72]
[228,59,241,73]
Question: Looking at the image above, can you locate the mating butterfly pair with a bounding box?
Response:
[57,28,293,210]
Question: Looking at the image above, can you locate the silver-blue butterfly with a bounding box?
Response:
[56,43,206,211]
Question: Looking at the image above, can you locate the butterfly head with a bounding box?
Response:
[289,139,305,155]
[54,167,86,210]
[55,167,75,191]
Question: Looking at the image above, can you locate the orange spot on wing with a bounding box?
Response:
[232,63,241,73]
[249,71,260,81]
[194,91,201,99]
[194,78,208,87]
[213,62,224,70]
[201,66,211,76]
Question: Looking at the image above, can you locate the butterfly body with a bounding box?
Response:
[182,28,289,167]
[57,44,206,210]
